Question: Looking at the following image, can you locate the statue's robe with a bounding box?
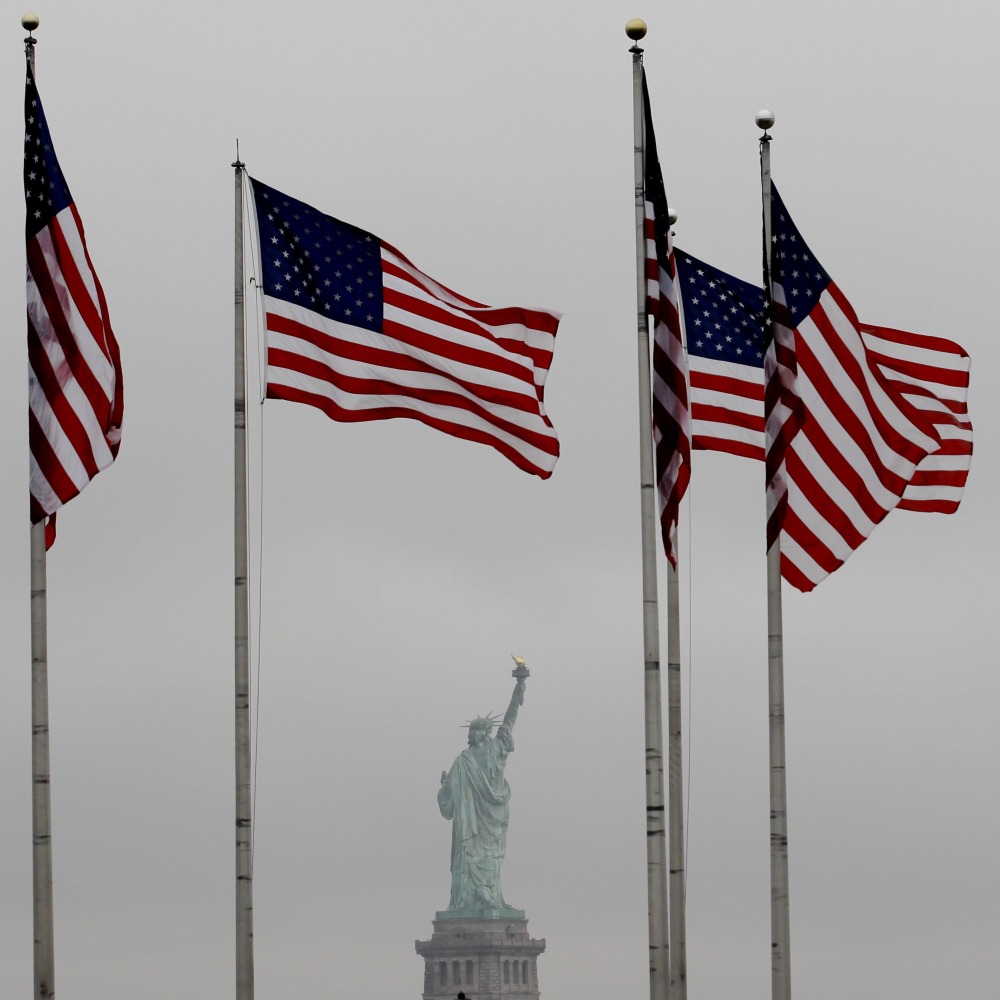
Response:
[438,724,514,912]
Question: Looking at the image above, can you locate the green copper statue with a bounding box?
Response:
[437,657,529,918]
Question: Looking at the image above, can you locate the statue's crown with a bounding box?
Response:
[462,712,501,731]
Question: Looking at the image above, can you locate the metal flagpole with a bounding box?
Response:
[233,155,255,1000]
[24,14,56,999]
[30,520,54,1000]
[666,561,687,1000]
[628,20,670,1000]
[30,515,54,1000]
[757,109,792,1000]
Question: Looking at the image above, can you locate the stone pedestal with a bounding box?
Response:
[415,915,546,1000]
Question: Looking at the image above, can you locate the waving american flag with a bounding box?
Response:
[25,58,123,536]
[673,188,971,591]
[250,177,560,479]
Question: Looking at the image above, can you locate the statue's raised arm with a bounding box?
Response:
[503,655,528,733]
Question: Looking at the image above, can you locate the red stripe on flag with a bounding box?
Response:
[689,369,764,402]
[896,498,962,514]
[868,352,969,389]
[691,402,762,434]
[860,322,969,360]
[691,436,764,461]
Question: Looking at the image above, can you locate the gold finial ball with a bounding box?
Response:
[22,12,40,31]
[625,18,647,41]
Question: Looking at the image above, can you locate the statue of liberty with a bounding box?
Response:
[437,658,529,917]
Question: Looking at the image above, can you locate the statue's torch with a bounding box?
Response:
[511,655,529,681]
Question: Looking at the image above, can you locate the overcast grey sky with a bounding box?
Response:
[2,2,997,998]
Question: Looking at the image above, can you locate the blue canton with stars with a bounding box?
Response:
[770,185,831,328]
[251,178,383,333]
[674,249,767,367]
[24,60,73,240]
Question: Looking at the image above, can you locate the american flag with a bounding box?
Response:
[642,71,690,567]
[249,178,560,478]
[674,188,971,591]
[25,59,123,536]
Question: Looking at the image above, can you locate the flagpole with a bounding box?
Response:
[30,520,55,1000]
[24,15,55,1000]
[629,21,670,1000]
[666,560,687,1000]
[30,517,54,1000]
[757,110,792,1000]
[233,155,255,1000]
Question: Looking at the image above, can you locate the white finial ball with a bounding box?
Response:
[668,209,678,226]
[22,12,40,30]
[755,109,775,130]
[625,18,647,41]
